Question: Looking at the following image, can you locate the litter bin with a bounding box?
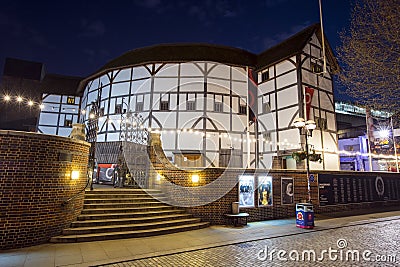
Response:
[296,203,314,229]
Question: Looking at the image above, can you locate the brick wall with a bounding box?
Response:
[148,134,400,225]
[0,130,90,249]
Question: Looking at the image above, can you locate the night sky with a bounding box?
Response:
[0,0,352,97]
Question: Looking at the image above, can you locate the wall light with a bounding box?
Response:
[191,174,200,183]
[156,173,163,181]
[71,170,80,180]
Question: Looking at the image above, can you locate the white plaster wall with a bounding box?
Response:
[180,78,204,91]
[100,73,111,86]
[322,131,337,152]
[156,64,179,77]
[154,77,179,93]
[258,79,274,95]
[279,128,301,148]
[207,78,230,94]
[154,112,176,129]
[322,153,340,170]
[277,85,298,108]
[276,71,297,88]
[232,66,246,80]
[111,82,130,96]
[133,66,151,79]
[232,81,247,98]
[319,91,334,111]
[208,64,230,78]
[132,79,151,95]
[275,58,296,76]
[180,63,204,76]
[326,112,336,131]
[114,68,132,82]
[277,106,298,129]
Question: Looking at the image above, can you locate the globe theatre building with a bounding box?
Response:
[37,23,340,171]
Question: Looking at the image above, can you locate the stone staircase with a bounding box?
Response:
[50,188,209,243]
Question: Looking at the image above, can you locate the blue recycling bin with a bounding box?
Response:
[296,203,314,229]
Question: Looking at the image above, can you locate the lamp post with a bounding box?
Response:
[294,117,316,203]
[116,97,129,187]
[87,101,100,191]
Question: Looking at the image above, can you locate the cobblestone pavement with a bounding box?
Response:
[98,219,399,267]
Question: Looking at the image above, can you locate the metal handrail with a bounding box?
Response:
[62,172,91,206]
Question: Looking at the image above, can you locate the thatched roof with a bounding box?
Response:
[78,23,339,93]
[256,23,339,72]
[41,74,83,96]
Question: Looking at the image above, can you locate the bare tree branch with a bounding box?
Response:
[337,0,400,122]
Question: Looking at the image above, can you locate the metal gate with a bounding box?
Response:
[120,111,150,189]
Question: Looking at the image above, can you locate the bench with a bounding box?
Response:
[224,213,250,227]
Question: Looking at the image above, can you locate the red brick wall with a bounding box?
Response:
[0,130,90,249]
[148,134,400,225]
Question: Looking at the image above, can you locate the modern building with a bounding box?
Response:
[0,58,82,132]
[336,102,400,172]
[1,23,341,171]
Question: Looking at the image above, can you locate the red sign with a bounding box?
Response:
[305,87,314,120]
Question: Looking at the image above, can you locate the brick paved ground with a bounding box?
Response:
[99,219,399,267]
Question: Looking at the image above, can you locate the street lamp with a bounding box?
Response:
[294,117,316,203]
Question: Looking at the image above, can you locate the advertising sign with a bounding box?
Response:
[281,177,294,205]
[258,176,273,206]
[239,175,255,207]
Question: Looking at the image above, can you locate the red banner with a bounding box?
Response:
[305,87,314,120]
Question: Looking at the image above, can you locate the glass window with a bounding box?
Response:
[311,62,323,73]
[136,102,144,112]
[186,101,196,111]
[261,70,269,82]
[115,104,123,114]
[66,96,75,104]
[263,102,271,113]
[64,118,73,127]
[160,101,169,111]
[239,104,246,115]
[214,102,223,112]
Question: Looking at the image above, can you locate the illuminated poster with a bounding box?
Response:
[258,176,273,206]
[239,175,254,207]
[281,177,294,205]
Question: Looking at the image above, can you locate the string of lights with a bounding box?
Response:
[2,94,44,109]
[3,94,400,161]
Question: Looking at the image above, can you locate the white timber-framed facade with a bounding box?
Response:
[36,23,340,170]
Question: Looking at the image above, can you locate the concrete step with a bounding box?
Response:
[71,214,193,228]
[63,218,202,235]
[84,198,165,204]
[80,205,176,214]
[83,202,167,209]
[77,209,186,221]
[50,222,210,243]
[85,189,162,194]
[84,197,165,203]
[84,194,164,199]
[83,197,167,203]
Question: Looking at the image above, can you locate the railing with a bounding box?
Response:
[61,171,91,206]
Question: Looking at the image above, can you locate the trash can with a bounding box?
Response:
[296,203,314,229]
[232,202,240,214]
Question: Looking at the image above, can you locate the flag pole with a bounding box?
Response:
[246,67,251,168]
[366,108,373,171]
